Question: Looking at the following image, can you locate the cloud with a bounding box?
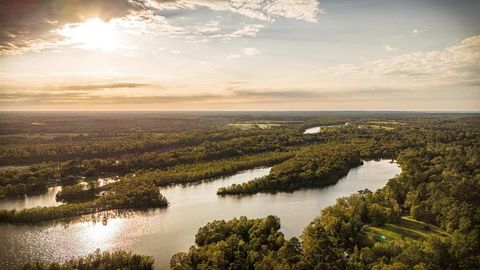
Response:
[195,20,221,34]
[226,54,242,60]
[1,78,478,110]
[152,0,323,23]
[326,35,480,86]
[384,45,398,52]
[263,0,323,22]
[411,28,425,37]
[0,85,399,106]
[0,0,323,54]
[117,11,264,42]
[210,24,265,41]
[243,47,261,56]
[226,47,261,60]
[196,61,222,69]
[50,82,150,91]
[231,89,322,99]
[0,0,144,55]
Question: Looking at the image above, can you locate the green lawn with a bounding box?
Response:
[362,216,450,243]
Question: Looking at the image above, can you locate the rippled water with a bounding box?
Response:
[0,160,400,269]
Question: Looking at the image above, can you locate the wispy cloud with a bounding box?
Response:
[243,47,261,56]
[1,77,478,111]
[226,47,261,60]
[327,35,480,86]
[411,28,425,37]
[50,82,150,91]
[384,45,398,52]
[0,0,323,55]
[0,85,398,105]
[151,0,323,23]
[210,24,265,41]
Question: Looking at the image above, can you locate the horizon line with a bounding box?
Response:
[1,110,479,114]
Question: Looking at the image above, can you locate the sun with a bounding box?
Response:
[58,18,120,51]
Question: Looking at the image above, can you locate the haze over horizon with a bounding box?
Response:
[1,0,479,111]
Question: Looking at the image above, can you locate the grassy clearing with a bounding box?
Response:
[362,216,450,243]
[227,121,303,129]
[358,124,395,131]
[356,120,406,131]
[227,123,282,130]
[368,121,403,125]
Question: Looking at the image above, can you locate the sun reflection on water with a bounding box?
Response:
[78,218,124,251]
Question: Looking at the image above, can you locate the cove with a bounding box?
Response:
[0,159,400,270]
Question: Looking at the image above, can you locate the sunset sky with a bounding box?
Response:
[0,0,479,111]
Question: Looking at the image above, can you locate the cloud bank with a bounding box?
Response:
[0,0,322,55]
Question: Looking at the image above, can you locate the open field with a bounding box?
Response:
[362,216,450,242]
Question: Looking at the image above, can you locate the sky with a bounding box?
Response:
[0,0,479,111]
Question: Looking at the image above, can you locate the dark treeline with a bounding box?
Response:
[218,144,362,194]
[0,128,273,165]
[23,249,154,270]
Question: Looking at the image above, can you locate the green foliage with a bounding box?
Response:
[134,151,294,186]
[217,144,362,194]
[23,249,154,270]
[171,216,344,270]
[55,184,96,203]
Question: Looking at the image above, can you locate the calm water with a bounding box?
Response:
[0,177,120,211]
[0,186,63,210]
[303,126,321,134]
[0,160,400,269]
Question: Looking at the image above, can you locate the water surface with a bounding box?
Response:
[303,126,321,134]
[0,160,400,269]
[0,186,63,210]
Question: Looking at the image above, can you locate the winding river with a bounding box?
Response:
[0,159,400,269]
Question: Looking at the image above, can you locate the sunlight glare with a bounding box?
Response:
[59,18,120,51]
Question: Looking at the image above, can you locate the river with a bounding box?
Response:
[303,126,321,134]
[0,159,400,269]
[0,186,63,210]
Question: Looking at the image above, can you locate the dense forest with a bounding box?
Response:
[0,112,479,269]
